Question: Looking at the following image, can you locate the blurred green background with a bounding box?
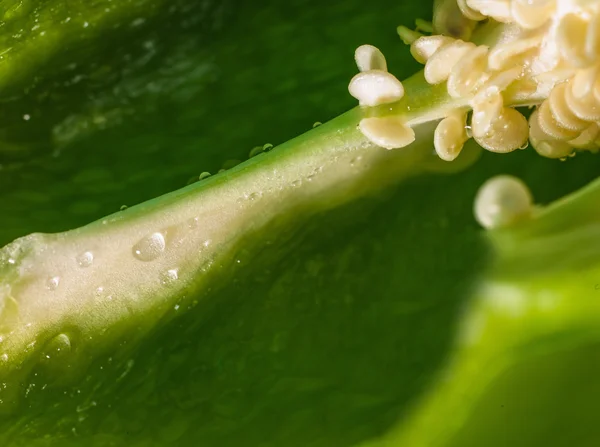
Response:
[1,0,600,445]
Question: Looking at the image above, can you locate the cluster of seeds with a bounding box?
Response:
[348,45,416,149]
[529,6,600,157]
[349,0,600,161]
[416,34,530,159]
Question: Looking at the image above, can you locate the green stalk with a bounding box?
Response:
[0,103,483,411]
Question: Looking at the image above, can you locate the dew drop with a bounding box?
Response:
[199,172,211,180]
[249,146,263,158]
[52,333,72,352]
[120,205,128,211]
[262,143,274,152]
[76,251,94,268]
[160,269,179,285]
[188,217,200,229]
[350,156,364,167]
[43,333,72,362]
[132,232,165,261]
[313,121,322,128]
[291,180,302,188]
[519,140,529,150]
[46,276,60,291]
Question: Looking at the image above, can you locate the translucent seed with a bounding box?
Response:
[348,70,405,106]
[474,175,533,230]
[487,35,542,71]
[537,100,579,140]
[556,13,592,68]
[473,108,529,153]
[586,12,600,62]
[529,110,575,159]
[470,86,527,153]
[571,66,597,98]
[548,83,589,132]
[76,251,94,268]
[410,35,455,64]
[483,67,522,92]
[358,116,416,150]
[569,124,599,149]
[132,232,165,262]
[456,0,486,21]
[471,87,504,138]
[424,40,475,84]
[466,0,512,23]
[533,139,574,158]
[513,0,554,6]
[447,45,489,98]
[566,87,600,122]
[354,45,388,72]
[510,0,554,30]
[434,112,468,161]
